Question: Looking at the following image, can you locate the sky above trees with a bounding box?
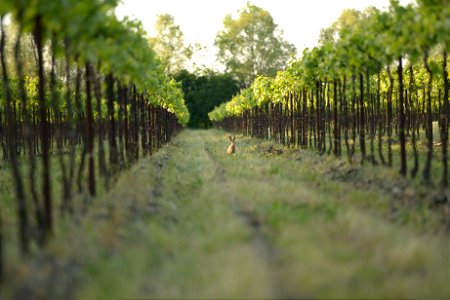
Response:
[116,0,414,70]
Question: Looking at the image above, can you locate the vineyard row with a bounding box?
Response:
[210,0,449,188]
[0,0,189,281]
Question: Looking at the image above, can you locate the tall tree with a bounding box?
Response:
[319,9,362,45]
[214,3,295,87]
[148,14,192,75]
[1,21,37,76]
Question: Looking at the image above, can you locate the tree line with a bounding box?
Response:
[0,0,189,281]
[174,70,239,128]
[209,0,449,188]
[148,4,295,128]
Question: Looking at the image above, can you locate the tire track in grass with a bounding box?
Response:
[203,138,281,299]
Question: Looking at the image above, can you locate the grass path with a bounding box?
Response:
[5,129,449,299]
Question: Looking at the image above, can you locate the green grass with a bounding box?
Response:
[1,129,449,299]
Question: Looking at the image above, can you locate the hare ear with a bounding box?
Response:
[229,136,233,141]
[232,136,235,141]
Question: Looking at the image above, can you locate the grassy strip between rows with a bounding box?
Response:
[2,129,449,299]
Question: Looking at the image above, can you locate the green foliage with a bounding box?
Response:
[209,0,448,122]
[1,0,190,125]
[175,70,239,128]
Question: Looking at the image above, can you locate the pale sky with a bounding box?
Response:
[115,0,414,70]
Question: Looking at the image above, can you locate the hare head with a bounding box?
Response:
[227,136,236,154]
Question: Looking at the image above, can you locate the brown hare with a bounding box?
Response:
[227,136,236,154]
